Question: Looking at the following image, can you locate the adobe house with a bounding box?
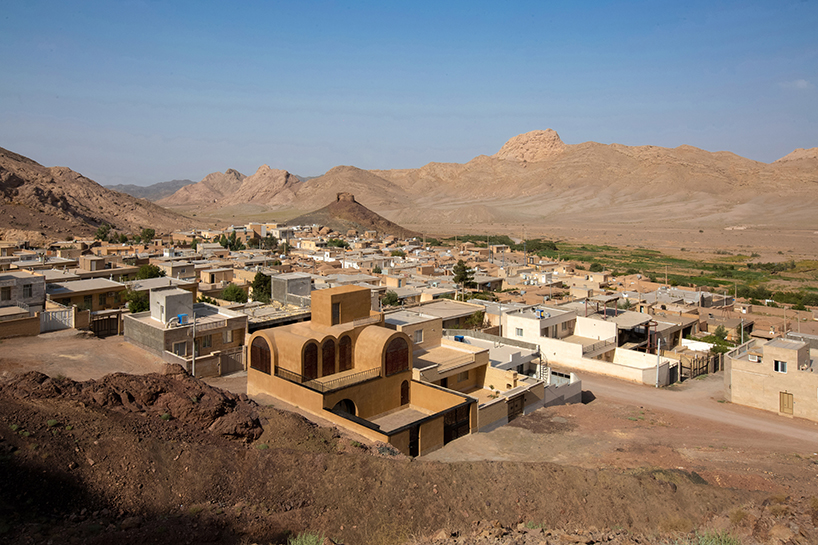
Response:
[725,337,816,422]
[247,285,476,456]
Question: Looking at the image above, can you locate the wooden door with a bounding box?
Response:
[779,392,794,415]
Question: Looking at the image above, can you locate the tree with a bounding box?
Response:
[95,223,111,241]
[221,283,248,303]
[190,238,198,250]
[135,264,165,280]
[381,291,399,307]
[118,233,129,244]
[261,234,278,250]
[713,325,728,341]
[140,228,156,242]
[452,260,474,300]
[327,238,349,249]
[465,311,485,330]
[372,265,382,274]
[124,288,149,313]
[219,231,246,252]
[391,249,406,258]
[589,262,603,272]
[251,271,271,303]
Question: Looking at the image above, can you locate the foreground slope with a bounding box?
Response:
[0,147,195,242]
[0,369,774,545]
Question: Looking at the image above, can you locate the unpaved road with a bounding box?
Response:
[0,329,165,381]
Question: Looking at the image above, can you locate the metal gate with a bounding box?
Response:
[40,308,72,333]
[220,347,245,375]
[90,314,119,337]
[507,394,525,422]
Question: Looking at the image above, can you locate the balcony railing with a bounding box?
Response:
[582,337,617,355]
[351,314,383,327]
[275,366,381,393]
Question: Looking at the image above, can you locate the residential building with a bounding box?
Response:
[246,285,477,456]
[0,270,46,313]
[124,287,248,377]
[725,338,817,422]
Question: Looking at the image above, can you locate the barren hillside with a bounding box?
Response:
[0,147,197,244]
[158,131,818,237]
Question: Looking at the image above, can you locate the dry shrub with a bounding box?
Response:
[659,516,693,533]
[729,509,747,526]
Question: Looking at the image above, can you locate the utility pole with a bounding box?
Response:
[656,337,661,388]
[191,311,197,377]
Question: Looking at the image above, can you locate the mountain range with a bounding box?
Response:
[0,147,195,243]
[156,130,818,232]
[105,179,194,202]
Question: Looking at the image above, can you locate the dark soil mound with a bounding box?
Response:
[289,192,421,238]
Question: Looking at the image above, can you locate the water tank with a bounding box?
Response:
[178,313,188,325]
[454,335,465,342]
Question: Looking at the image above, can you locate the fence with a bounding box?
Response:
[275,366,381,393]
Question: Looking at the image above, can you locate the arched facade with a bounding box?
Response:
[385,337,410,376]
[322,339,336,376]
[303,342,318,380]
[250,336,271,374]
[339,335,353,372]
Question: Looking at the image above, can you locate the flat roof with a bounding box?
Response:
[47,278,124,295]
[766,338,807,350]
[0,271,44,281]
[415,300,482,320]
[384,310,438,327]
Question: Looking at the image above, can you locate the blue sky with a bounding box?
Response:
[1,1,816,185]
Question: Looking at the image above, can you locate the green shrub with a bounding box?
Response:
[47,419,59,428]
[160,413,171,421]
[288,531,325,545]
[255,443,269,450]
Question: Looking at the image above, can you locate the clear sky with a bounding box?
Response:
[1,1,816,186]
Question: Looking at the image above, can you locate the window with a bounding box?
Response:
[515,327,523,337]
[250,337,271,374]
[331,302,340,325]
[414,329,423,343]
[457,370,469,383]
[561,321,569,331]
[541,327,549,338]
[172,342,187,357]
[201,335,212,349]
[749,354,759,363]
[774,360,787,373]
[83,295,92,308]
[0,286,10,301]
[99,293,106,306]
[223,329,234,344]
[22,284,32,299]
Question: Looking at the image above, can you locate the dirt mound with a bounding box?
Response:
[289,192,421,238]
[1,369,262,442]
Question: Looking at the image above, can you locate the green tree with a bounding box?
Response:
[221,283,248,303]
[465,311,485,330]
[140,228,156,242]
[95,223,111,241]
[118,233,129,244]
[452,260,474,299]
[135,264,166,280]
[251,271,271,303]
[219,231,246,252]
[589,262,603,272]
[124,288,149,313]
[327,238,349,249]
[390,249,406,257]
[381,291,399,307]
[713,325,728,341]
[261,234,278,250]
[372,265,382,274]
[190,238,198,250]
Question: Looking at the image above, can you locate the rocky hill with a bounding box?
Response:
[288,192,421,238]
[105,179,194,201]
[0,147,196,244]
[157,168,247,206]
[158,130,818,234]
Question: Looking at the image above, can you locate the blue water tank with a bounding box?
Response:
[454,335,464,342]
[178,313,188,324]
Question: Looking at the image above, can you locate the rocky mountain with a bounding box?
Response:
[105,179,194,201]
[152,130,818,233]
[0,147,196,243]
[288,192,421,238]
[158,168,246,206]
